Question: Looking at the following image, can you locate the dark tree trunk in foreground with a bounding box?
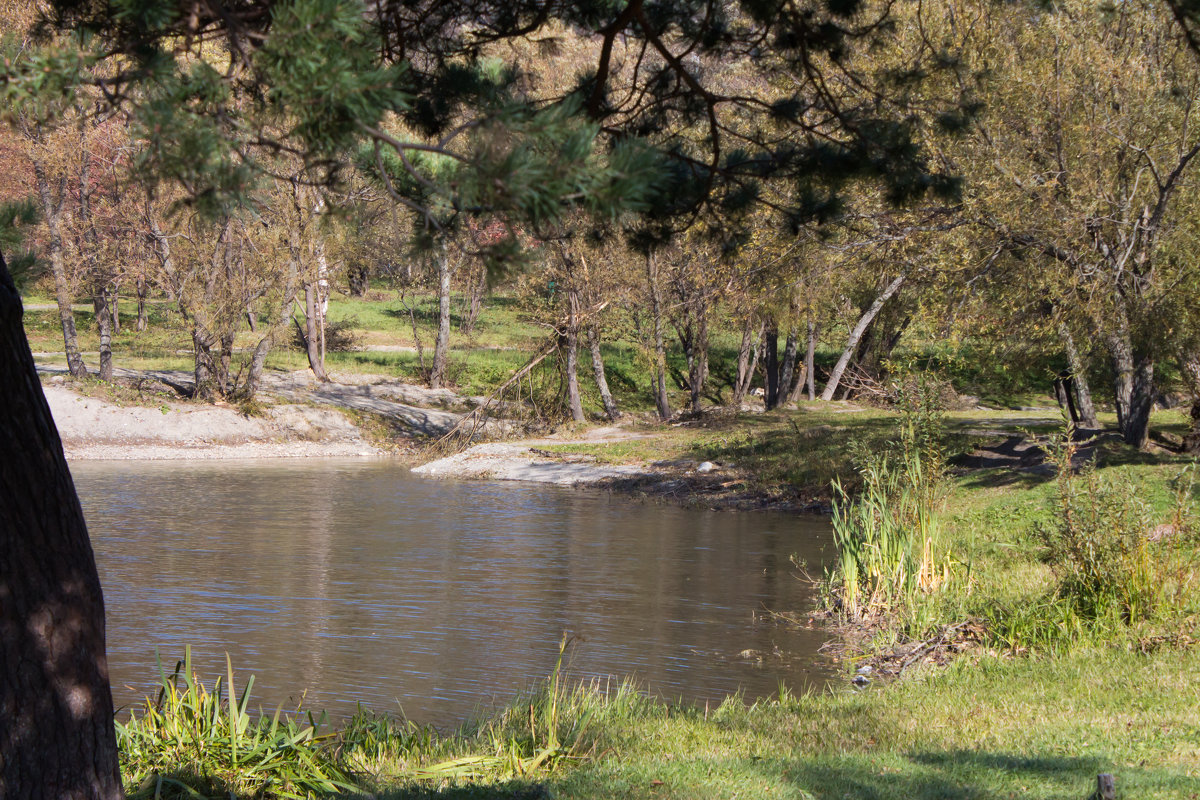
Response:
[0,251,123,800]
[1107,319,1154,449]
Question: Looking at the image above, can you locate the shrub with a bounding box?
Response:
[1038,425,1164,622]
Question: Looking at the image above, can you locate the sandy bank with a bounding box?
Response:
[45,386,382,460]
[413,441,655,485]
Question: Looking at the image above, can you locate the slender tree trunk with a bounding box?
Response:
[1060,323,1098,428]
[136,277,148,332]
[0,251,123,800]
[109,290,119,336]
[303,282,328,381]
[646,252,671,420]
[732,316,758,406]
[79,153,114,383]
[462,259,487,334]
[687,294,709,414]
[778,326,799,406]
[764,326,780,409]
[821,274,906,401]
[564,286,585,422]
[92,289,113,382]
[1053,376,1078,424]
[430,248,451,389]
[805,318,818,401]
[244,256,299,400]
[34,166,87,378]
[587,324,620,420]
[246,305,258,333]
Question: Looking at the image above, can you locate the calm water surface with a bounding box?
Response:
[72,458,833,725]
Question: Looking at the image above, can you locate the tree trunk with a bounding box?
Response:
[0,251,123,800]
[564,286,585,422]
[821,274,906,401]
[804,318,818,401]
[462,259,487,334]
[136,277,148,332]
[764,326,779,409]
[244,257,299,401]
[646,252,671,420]
[303,282,328,382]
[688,295,709,415]
[109,291,120,336]
[587,324,620,421]
[80,151,114,383]
[732,316,759,406]
[91,288,114,382]
[1105,308,1154,449]
[192,327,220,401]
[1053,375,1078,424]
[34,166,87,378]
[430,248,451,389]
[1180,353,1200,453]
[1060,323,1099,428]
[347,262,370,297]
[778,326,799,406]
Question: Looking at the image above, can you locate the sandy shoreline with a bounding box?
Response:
[46,385,384,461]
[41,379,793,509]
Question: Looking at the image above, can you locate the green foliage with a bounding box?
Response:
[117,648,353,799]
[1037,424,1174,622]
[0,32,96,123]
[0,199,39,289]
[132,58,260,217]
[256,0,409,154]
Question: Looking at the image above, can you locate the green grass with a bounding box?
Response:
[118,644,1200,800]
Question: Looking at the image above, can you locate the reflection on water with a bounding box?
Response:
[72,458,833,724]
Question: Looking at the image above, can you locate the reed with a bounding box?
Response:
[117,647,353,799]
[825,378,950,619]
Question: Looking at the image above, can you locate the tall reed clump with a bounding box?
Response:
[117,648,354,799]
[1037,422,1178,624]
[825,376,951,619]
[339,635,640,785]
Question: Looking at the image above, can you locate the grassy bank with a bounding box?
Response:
[120,644,1199,799]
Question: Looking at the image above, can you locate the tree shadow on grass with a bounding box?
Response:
[773,750,1192,800]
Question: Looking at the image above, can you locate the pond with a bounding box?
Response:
[72,458,834,725]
